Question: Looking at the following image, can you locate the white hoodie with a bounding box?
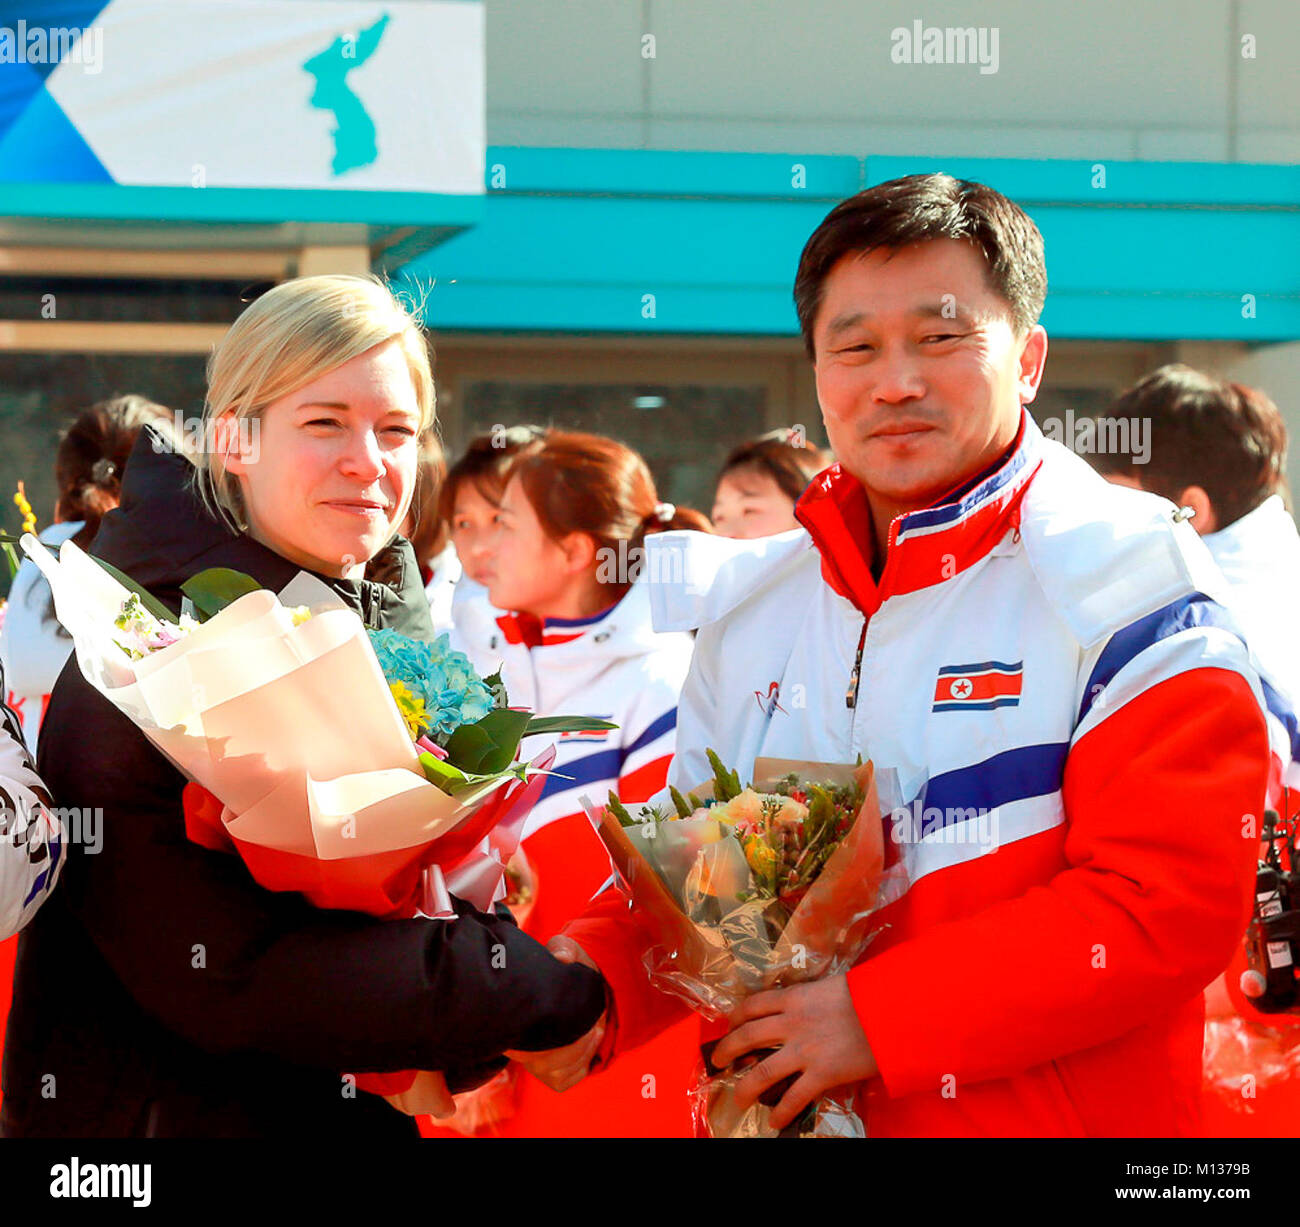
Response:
[0,520,83,753]
[1203,495,1300,708]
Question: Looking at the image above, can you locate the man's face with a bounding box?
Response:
[812,238,1047,513]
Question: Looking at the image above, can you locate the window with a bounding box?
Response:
[458,380,769,512]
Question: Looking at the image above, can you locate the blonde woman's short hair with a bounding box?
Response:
[195,274,435,530]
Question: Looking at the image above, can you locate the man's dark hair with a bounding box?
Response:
[1091,364,1289,528]
[793,173,1047,360]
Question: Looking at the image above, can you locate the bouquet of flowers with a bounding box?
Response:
[21,533,613,1112]
[586,751,905,1138]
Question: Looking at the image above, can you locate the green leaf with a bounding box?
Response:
[522,715,619,738]
[606,792,640,828]
[2,541,19,581]
[707,748,742,801]
[418,753,564,799]
[482,669,508,707]
[444,706,532,775]
[669,785,694,819]
[180,568,263,622]
[442,721,493,772]
[417,751,469,790]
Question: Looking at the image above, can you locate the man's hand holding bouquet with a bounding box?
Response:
[581,750,906,1137]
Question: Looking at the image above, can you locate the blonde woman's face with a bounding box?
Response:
[220,337,421,579]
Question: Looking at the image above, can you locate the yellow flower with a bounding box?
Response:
[389,680,429,740]
[13,482,36,535]
[289,606,312,627]
[743,835,776,879]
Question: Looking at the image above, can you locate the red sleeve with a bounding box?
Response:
[847,667,1268,1099]
[516,749,673,943]
[560,748,688,1054]
[617,752,672,803]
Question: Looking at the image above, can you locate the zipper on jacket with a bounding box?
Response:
[362,581,380,629]
[846,618,868,709]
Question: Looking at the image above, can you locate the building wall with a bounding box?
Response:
[484,0,1299,163]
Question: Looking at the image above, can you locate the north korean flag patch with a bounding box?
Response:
[557,719,614,744]
[933,660,1023,712]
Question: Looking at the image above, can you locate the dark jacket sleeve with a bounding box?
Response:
[38,659,605,1074]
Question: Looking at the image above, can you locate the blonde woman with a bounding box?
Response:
[0,276,604,1139]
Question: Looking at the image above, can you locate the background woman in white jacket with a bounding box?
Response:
[1,395,178,753]
[436,429,710,1138]
[436,425,546,675]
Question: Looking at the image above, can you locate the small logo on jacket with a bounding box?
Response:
[755,681,788,717]
[933,660,1023,712]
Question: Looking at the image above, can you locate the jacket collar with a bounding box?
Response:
[495,602,615,648]
[795,409,1043,615]
[494,579,662,655]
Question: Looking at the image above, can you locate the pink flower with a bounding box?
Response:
[416,735,449,761]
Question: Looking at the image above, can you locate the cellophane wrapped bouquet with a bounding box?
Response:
[587,750,906,1138]
[22,533,612,1114]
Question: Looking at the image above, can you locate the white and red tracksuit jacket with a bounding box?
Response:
[0,674,63,941]
[461,579,701,1136]
[566,409,1274,1137]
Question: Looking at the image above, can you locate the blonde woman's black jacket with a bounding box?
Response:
[0,430,605,1138]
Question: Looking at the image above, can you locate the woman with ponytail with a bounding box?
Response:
[451,430,710,1137]
[0,395,179,752]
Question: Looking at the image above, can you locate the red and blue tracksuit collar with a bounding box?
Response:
[495,599,620,649]
[795,409,1044,616]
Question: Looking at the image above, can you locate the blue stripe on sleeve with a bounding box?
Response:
[623,707,677,759]
[1261,677,1300,762]
[919,742,1069,836]
[537,748,624,803]
[1076,591,1300,760]
[1078,593,1244,726]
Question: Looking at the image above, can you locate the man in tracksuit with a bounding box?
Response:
[1091,365,1300,1133]
[523,173,1275,1136]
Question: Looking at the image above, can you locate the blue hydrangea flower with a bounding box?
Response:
[368,629,495,741]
